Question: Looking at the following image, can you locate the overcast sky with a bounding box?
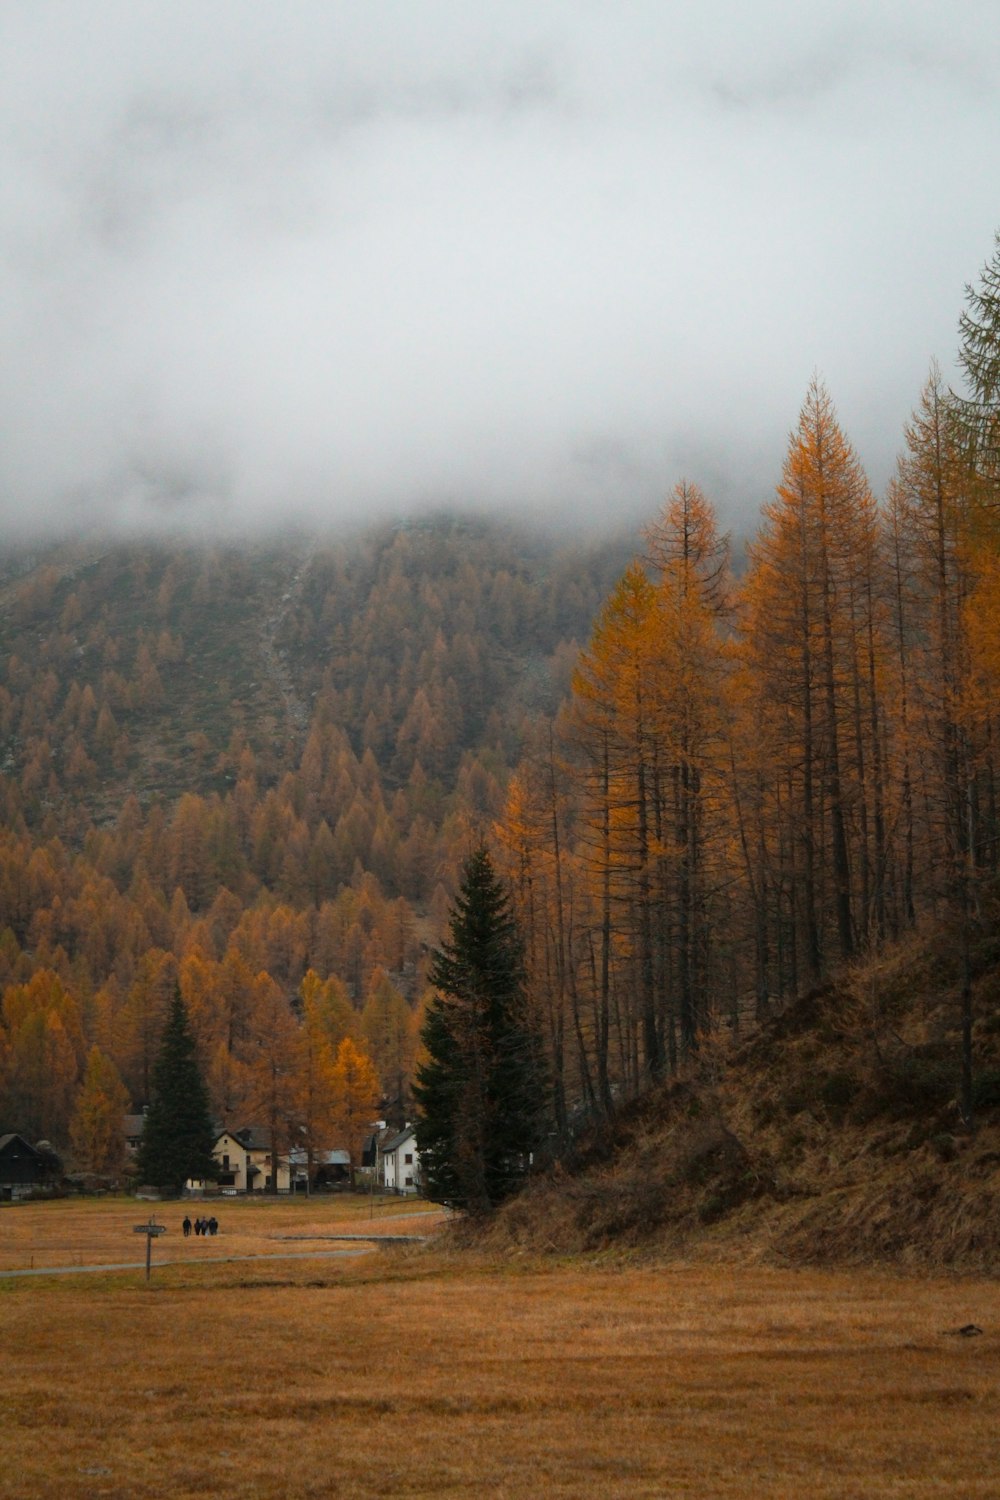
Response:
[2,1,998,540]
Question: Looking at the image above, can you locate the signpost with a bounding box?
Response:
[133,1217,167,1281]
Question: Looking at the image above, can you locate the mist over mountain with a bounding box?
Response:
[3,3,998,538]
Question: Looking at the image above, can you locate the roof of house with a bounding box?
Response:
[287,1148,351,1167]
[0,1133,43,1159]
[123,1114,146,1138]
[382,1125,417,1155]
[215,1126,274,1152]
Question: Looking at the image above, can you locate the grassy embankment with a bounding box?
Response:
[3,1198,999,1499]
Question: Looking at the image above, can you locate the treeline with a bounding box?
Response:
[497,239,1000,1137]
[0,519,629,1167]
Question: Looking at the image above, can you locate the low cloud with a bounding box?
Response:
[2,2,998,539]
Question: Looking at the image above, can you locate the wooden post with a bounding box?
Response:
[133,1217,167,1281]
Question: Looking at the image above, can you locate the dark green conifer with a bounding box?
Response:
[135,986,217,1194]
[956,228,1000,485]
[414,846,546,1213]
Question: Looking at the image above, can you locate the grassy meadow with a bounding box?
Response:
[0,1194,443,1275]
[2,1199,999,1499]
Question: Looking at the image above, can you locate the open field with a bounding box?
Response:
[2,1202,1000,1499]
[0,1195,445,1275]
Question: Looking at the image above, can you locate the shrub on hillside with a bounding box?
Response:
[877,1051,954,1119]
[972,1069,1000,1111]
[819,1069,859,1121]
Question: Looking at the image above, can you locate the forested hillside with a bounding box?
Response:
[488,235,1000,1163]
[0,517,631,1167]
[495,368,1000,1145]
[3,231,999,1223]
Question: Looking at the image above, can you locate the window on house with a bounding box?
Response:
[404,1153,413,1164]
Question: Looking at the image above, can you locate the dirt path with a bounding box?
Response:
[1,1246,375,1278]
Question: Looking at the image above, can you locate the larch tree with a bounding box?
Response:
[892,367,974,898]
[361,968,414,1115]
[241,971,300,1193]
[497,728,579,1138]
[69,1046,130,1177]
[299,968,360,1051]
[643,481,733,1054]
[879,478,919,933]
[740,380,878,979]
[570,564,664,1085]
[329,1036,380,1171]
[294,986,340,1187]
[0,970,83,1142]
[895,364,997,1126]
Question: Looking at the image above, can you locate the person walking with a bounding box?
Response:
[182,1215,192,1237]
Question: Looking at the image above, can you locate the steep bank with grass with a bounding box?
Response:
[478,918,1000,1274]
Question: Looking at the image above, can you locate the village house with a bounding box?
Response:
[381,1124,420,1195]
[157,1119,353,1196]
[208,1127,291,1194]
[123,1111,146,1157]
[287,1146,352,1192]
[0,1133,60,1200]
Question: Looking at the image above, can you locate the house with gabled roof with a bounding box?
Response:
[381,1124,420,1195]
[210,1127,291,1194]
[287,1146,352,1192]
[0,1133,59,1200]
[123,1112,146,1156]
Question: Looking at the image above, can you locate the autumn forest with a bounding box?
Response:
[2,235,999,1181]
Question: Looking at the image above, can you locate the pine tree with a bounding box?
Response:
[135,986,217,1193]
[955,228,1000,486]
[414,846,546,1214]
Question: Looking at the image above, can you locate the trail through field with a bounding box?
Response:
[0,1198,449,1274]
[1,1247,374,1277]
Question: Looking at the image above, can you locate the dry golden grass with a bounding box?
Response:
[0,1195,445,1274]
[3,1201,1000,1499]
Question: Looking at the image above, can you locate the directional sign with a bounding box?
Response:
[133,1220,167,1280]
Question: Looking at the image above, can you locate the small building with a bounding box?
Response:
[123,1112,146,1156]
[0,1134,52,1200]
[210,1127,291,1194]
[381,1124,420,1195]
[287,1147,352,1192]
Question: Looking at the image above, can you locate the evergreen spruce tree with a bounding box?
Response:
[414,846,546,1214]
[956,228,1000,486]
[135,986,217,1194]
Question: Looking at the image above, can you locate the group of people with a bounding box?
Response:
[182,1214,219,1237]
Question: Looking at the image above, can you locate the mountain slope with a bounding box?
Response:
[478,916,1000,1273]
[0,519,632,840]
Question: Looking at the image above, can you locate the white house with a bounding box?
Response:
[381,1124,420,1195]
